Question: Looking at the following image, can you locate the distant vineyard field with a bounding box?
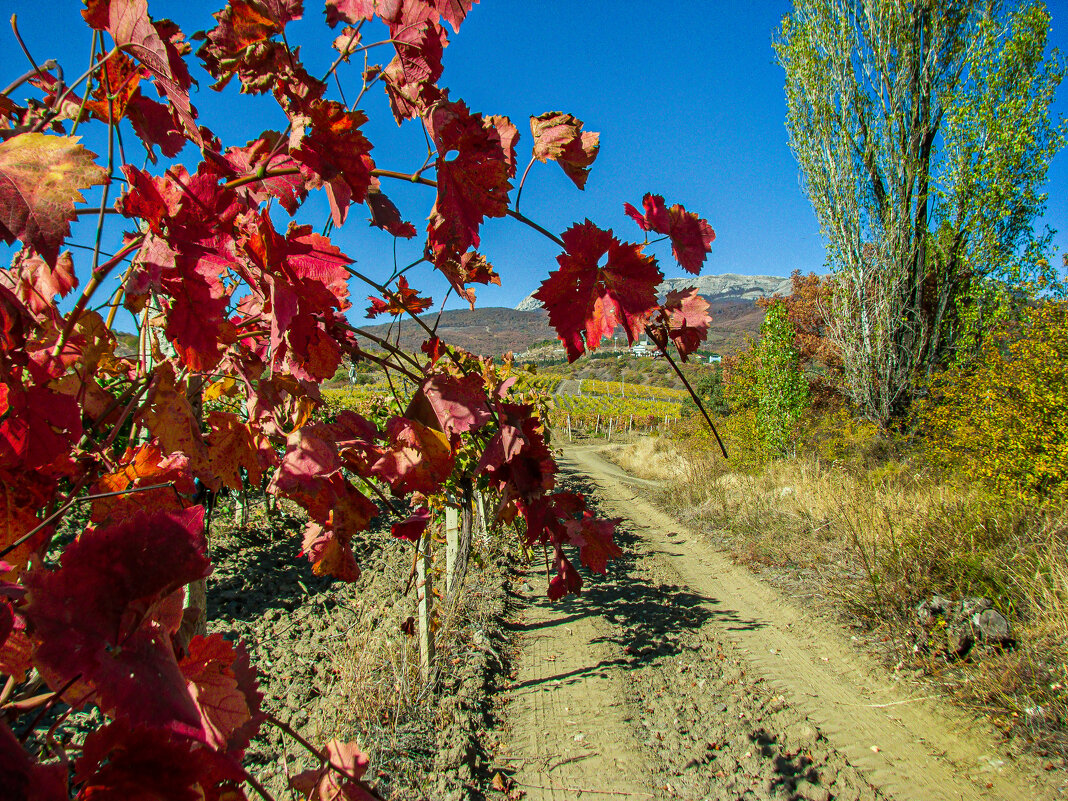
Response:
[580,379,688,402]
[322,383,395,416]
[515,373,566,394]
[551,394,683,437]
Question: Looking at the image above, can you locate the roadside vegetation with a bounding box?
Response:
[606,269,1068,762]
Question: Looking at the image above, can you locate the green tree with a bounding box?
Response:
[756,303,810,455]
[776,0,1065,424]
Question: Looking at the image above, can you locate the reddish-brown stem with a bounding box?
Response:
[72,207,120,216]
[16,674,81,743]
[30,45,120,133]
[51,235,143,359]
[513,155,537,213]
[9,15,43,76]
[264,711,362,779]
[346,325,424,372]
[357,473,402,516]
[0,482,175,561]
[371,168,566,248]
[241,770,278,801]
[68,32,99,137]
[0,676,15,707]
[371,168,436,187]
[356,348,421,383]
[1,58,57,96]
[104,260,135,329]
[647,326,728,459]
[222,166,302,191]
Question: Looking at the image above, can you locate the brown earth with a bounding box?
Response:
[488,444,1064,801]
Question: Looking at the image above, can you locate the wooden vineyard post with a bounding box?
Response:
[567,414,572,442]
[417,531,435,683]
[445,506,459,595]
[447,484,475,607]
[475,490,489,547]
[607,417,613,441]
[629,414,633,435]
[595,414,600,436]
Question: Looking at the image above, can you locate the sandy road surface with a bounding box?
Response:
[491,444,1061,800]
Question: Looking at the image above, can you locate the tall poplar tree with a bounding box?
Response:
[776,0,1064,423]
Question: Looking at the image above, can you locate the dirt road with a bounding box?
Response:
[490,444,1061,800]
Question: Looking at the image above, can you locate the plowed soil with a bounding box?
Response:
[488,444,1063,801]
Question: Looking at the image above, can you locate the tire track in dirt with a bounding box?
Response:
[490,444,1060,801]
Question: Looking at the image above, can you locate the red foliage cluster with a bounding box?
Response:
[0,0,715,797]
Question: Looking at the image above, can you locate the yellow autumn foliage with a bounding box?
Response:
[918,301,1068,500]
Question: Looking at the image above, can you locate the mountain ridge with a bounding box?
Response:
[515,272,793,311]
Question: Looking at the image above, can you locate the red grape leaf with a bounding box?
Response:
[23,507,211,736]
[477,403,555,496]
[195,0,292,87]
[656,288,711,360]
[81,51,144,121]
[485,114,520,178]
[0,610,33,683]
[623,193,715,274]
[301,522,361,582]
[365,188,417,238]
[74,720,239,801]
[0,133,108,265]
[372,417,454,495]
[127,94,188,160]
[206,411,269,491]
[90,441,195,525]
[217,132,307,215]
[433,250,500,307]
[0,469,54,581]
[291,100,375,204]
[325,0,402,26]
[0,382,83,472]
[435,0,478,32]
[83,0,201,146]
[269,423,378,564]
[119,167,183,235]
[366,276,432,318]
[547,553,582,601]
[417,372,492,435]
[421,335,444,364]
[529,112,599,190]
[4,250,77,315]
[391,506,431,541]
[565,513,622,574]
[290,739,376,801]
[136,363,213,485]
[0,721,68,801]
[164,270,236,372]
[325,0,474,31]
[391,15,446,88]
[534,220,662,361]
[235,211,352,381]
[180,633,263,753]
[426,101,513,265]
[381,54,446,123]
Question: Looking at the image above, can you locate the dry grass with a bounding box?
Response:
[609,429,1068,758]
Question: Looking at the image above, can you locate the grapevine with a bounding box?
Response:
[0,1,718,797]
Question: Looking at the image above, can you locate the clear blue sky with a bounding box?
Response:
[6,0,1068,319]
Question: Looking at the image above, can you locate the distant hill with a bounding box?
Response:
[355,307,556,356]
[356,273,792,357]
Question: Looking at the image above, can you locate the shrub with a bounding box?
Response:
[755,302,810,455]
[918,301,1068,501]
